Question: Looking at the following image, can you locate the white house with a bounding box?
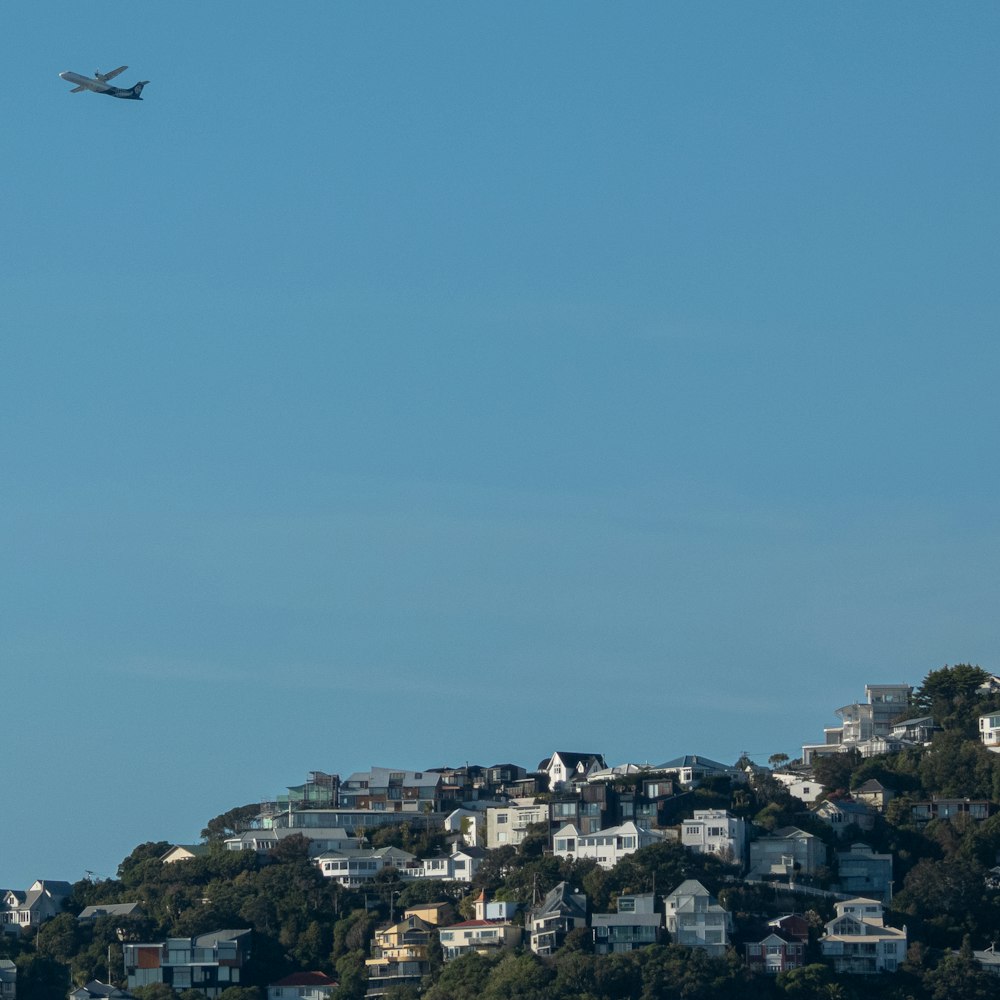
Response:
[314,847,418,886]
[224,828,365,856]
[681,810,747,865]
[552,821,667,869]
[980,713,1000,752]
[771,772,823,804]
[443,808,483,846]
[663,880,732,958]
[656,756,742,788]
[0,881,72,932]
[267,972,337,1000]
[409,845,486,883]
[537,752,607,792]
[819,897,907,974]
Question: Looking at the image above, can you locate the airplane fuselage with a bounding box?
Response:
[59,71,148,100]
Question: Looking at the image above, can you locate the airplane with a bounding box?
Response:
[59,66,148,100]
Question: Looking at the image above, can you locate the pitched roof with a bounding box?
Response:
[78,902,143,920]
[657,755,733,771]
[531,881,587,921]
[193,928,252,947]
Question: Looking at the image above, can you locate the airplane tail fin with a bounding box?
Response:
[130,81,148,99]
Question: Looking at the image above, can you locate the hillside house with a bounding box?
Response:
[0,881,72,932]
[819,898,907,974]
[663,880,732,958]
[438,891,521,961]
[592,894,661,954]
[748,827,824,880]
[681,809,747,865]
[537,752,608,792]
[528,882,588,956]
[124,929,252,998]
[552,821,667,869]
[267,972,337,1000]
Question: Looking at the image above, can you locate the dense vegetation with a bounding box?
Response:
[6,665,1000,1000]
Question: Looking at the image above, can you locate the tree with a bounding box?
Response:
[15,954,70,1000]
[812,750,862,795]
[769,753,790,769]
[479,953,553,1000]
[332,951,367,1000]
[422,952,497,1000]
[915,664,991,735]
[201,804,260,842]
[132,986,177,1000]
[923,952,998,1000]
[35,912,80,964]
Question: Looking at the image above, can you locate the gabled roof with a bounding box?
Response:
[160,844,210,861]
[30,880,72,896]
[665,879,710,900]
[747,931,801,947]
[767,826,817,841]
[452,845,486,859]
[531,881,587,921]
[538,752,606,771]
[73,981,136,1000]
[853,779,895,794]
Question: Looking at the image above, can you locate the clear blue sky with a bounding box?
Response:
[3,3,999,888]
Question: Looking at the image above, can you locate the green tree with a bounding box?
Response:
[15,954,70,1000]
[923,952,998,1000]
[217,988,262,1000]
[479,953,553,1000]
[915,664,991,734]
[422,952,497,1000]
[813,750,862,795]
[132,985,177,1000]
[35,912,80,964]
[201,805,261,842]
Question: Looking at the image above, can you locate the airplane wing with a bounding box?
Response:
[102,65,128,81]
[59,71,111,93]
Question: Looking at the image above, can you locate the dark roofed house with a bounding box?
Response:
[528,882,588,955]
